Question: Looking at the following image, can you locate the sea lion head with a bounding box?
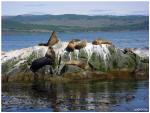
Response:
[70,39,81,43]
[75,40,87,49]
[65,42,75,52]
[45,46,56,59]
[123,48,133,54]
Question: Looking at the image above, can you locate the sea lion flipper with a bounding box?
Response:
[47,31,59,46]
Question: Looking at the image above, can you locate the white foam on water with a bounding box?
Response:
[132,48,149,58]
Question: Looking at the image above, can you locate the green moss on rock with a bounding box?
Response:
[2,60,19,74]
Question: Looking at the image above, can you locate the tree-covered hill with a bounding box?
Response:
[2,14,149,32]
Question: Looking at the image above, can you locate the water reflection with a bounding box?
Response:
[2,80,149,112]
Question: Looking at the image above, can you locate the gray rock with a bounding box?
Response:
[1,42,149,80]
[60,65,83,75]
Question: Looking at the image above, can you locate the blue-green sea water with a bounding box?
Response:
[2,31,149,51]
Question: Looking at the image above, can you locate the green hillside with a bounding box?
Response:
[2,14,149,32]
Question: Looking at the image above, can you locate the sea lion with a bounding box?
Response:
[38,31,59,46]
[45,46,56,60]
[47,31,59,46]
[75,40,87,50]
[65,39,87,52]
[65,39,80,52]
[70,39,81,43]
[65,42,75,52]
[30,57,55,73]
[92,39,112,45]
[30,46,56,73]
[65,39,87,60]
[123,48,134,54]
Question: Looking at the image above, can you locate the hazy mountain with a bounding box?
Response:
[2,14,149,32]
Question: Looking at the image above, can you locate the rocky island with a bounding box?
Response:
[2,31,149,83]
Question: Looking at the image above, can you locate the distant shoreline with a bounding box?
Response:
[2,29,149,34]
[2,15,148,33]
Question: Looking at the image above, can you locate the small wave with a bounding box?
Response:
[131,48,149,57]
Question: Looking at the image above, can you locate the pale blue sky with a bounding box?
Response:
[2,1,149,16]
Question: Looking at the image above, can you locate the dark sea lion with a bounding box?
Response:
[123,48,133,54]
[70,39,81,43]
[38,43,47,46]
[30,46,56,73]
[30,57,55,73]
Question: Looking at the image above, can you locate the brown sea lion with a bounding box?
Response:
[66,42,75,52]
[65,39,80,52]
[66,39,87,52]
[92,39,112,45]
[38,31,59,46]
[47,31,59,46]
[75,40,87,50]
